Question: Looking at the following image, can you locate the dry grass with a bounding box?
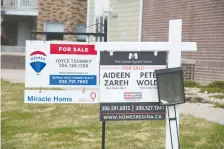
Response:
[1,80,224,149]
[211,95,224,99]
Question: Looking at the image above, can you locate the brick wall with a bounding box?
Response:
[142,0,224,84]
[36,0,87,41]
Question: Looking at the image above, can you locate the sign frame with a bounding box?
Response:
[99,51,167,121]
[95,19,197,149]
[100,51,167,103]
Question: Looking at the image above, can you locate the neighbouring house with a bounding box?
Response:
[1,0,87,69]
[87,0,142,42]
[1,0,87,52]
[141,0,224,84]
[86,0,110,42]
[87,0,224,84]
[1,0,38,52]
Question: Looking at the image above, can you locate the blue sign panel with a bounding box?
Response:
[49,75,97,85]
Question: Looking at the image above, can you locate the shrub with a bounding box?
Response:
[211,95,224,99]
[184,81,201,88]
[214,103,224,109]
[207,81,224,89]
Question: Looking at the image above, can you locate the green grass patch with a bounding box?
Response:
[200,81,224,93]
[184,81,202,88]
[201,101,224,109]
[1,80,224,149]
[211,95,224,99]
[213,103,224,109]
[2,111,34,120]
[184,80,224,93]
[207,81,224,89]
[200,87,224,93]
[187,96,224,109]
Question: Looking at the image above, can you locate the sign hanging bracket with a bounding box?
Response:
[154,51,158,56]
[109,51,113,56]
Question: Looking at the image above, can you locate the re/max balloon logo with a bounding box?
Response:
[29,50,47,75]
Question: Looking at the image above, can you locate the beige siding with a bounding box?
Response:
[87,0,95,33]
[108,0,140,41]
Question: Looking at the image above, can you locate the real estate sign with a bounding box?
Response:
[25,40,99,88]
[24,90,98,104]
[24,40,99,104]
[100,51,167,120]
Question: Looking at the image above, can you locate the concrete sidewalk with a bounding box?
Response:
[180,103,224,125]
[1,69,25,83]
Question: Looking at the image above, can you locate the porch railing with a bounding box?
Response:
[1,0,38,9]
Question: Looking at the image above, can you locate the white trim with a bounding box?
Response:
[138,0,143,42]
[1,52,25,56]
[93,5,97,43]
[86,0,90,33]
[93,0,97,34]
[1,10,38,16]
[86,0,91,42]
[95,42,197,51]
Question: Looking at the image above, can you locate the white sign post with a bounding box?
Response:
[96,19,197,149]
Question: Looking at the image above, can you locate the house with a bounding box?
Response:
[86,0,142,42]
[1,0,38,52]
[1,0,87,69]
[141,0,224,84]
[87,0,224,84]
[1,0,87,53]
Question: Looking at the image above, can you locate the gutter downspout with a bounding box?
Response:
[86,0,90,42]
[138,0,143,42]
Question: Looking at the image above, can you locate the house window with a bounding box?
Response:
[44,21,64,41]
[76,23,86,42]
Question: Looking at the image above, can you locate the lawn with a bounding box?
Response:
[1,80,224,149]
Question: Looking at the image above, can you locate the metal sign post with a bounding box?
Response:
[101,19,107,149]
[155,67,186,149]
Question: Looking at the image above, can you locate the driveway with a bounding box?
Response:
[1,69,24,83]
